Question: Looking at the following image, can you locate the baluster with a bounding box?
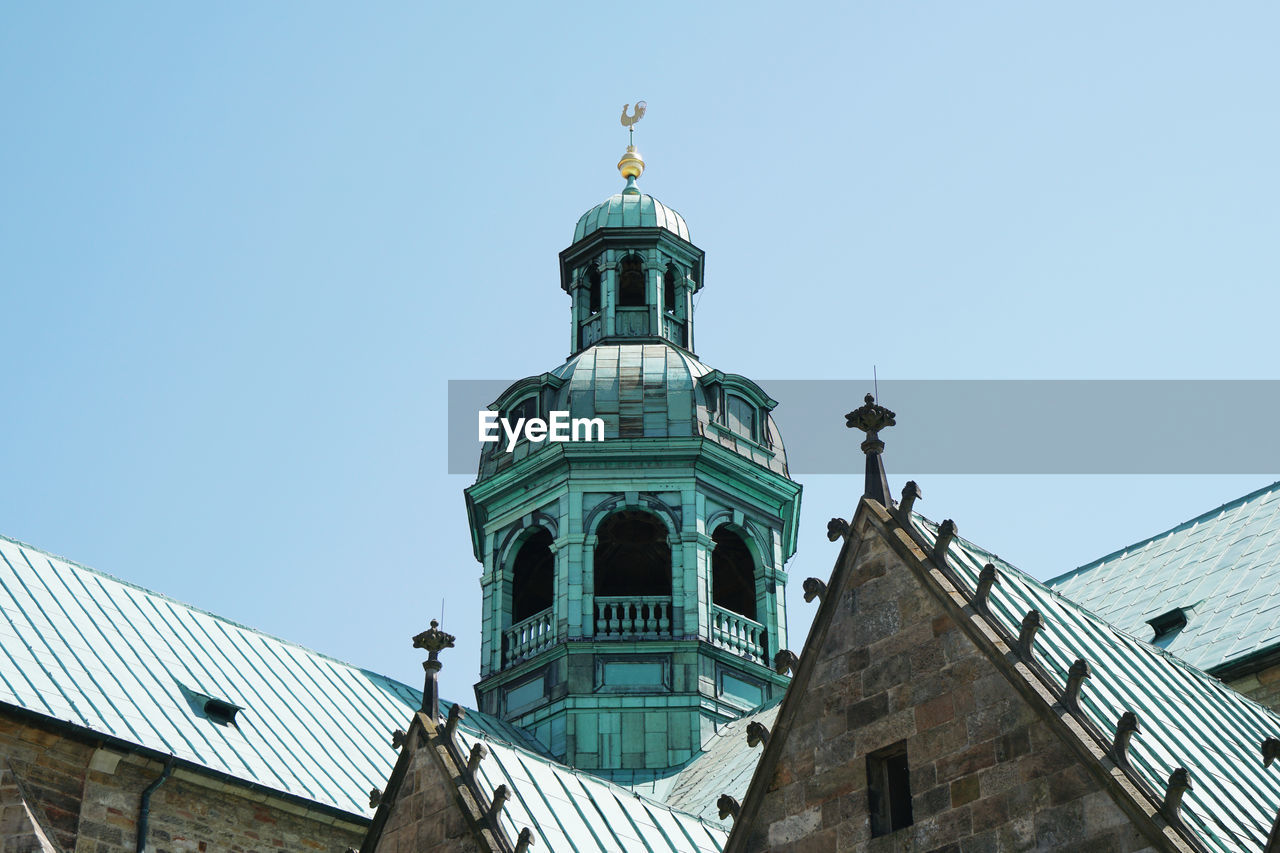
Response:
[609,603,620,635]
[645,601,656,634]
[659,601,670,634]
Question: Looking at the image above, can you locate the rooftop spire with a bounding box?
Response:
[845,393,896,507]
[618,100,647,194]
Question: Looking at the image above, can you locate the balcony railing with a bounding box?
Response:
[710,605,766,662]
[503,608,554,666]
[594,596,672,638]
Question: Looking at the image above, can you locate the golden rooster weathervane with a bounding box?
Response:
[621,101,647,144]
[617,101,648,187]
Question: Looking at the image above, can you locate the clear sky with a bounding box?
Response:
[3,3,1278,705]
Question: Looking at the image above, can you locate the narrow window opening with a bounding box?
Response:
[587,265,601,314]
[664,265,678,314]
[711,527,757,619]
[594,511,671,597]
[512,528,555,622]
[868,741,913,837]
[726,395,757,441]
[618,254,646,307]
[505,395,538,425]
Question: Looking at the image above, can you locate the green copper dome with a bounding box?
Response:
[572,191,690,244]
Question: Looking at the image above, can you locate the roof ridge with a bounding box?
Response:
[1045,478,1280,586]
[0,531,420,692]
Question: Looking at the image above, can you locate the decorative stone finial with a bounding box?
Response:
[466,743,488,777]
[488,784,511,824]
[802,578,827,603]
[826,517,850,542]
[1063,659,1091,713]
[932,520,957,570]
[1017,609,1045,659]
[413,620,456,718]
[974,564,1000,614]
[391,728,406,750]
[717,794,742,822]
[774,649,800,676]
[1263,737,1280,768]
[845,393,896,507]
[1161,768,1191,825]
[515,828,535,853]
[1108,711,1140,769]
[746,721,771,748]
[897,481,922,520]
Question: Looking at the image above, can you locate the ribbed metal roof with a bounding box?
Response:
[450,711,729,852]
[1047,481,1280,673]
[0,533,421,817]
[912,514,1280,853]
[573,192,690,244]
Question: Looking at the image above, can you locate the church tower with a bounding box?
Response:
[464,124,801,774]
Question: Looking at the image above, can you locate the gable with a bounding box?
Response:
[727,502,1162,852]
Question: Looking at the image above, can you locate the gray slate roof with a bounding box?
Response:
[1047,480,1280,674]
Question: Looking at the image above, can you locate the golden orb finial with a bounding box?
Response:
[618,144,645,182]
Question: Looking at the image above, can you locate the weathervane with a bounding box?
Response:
[620,101,647,145]
[617,101,648,188]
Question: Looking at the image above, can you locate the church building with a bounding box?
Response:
[3,123,1280,853]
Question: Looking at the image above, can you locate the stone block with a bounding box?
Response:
[949,776,980,808]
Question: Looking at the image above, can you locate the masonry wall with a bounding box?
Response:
[0,712,365,853]
[1227,661,1280,714]
[370,732,481,853]
[744,513,1159,853]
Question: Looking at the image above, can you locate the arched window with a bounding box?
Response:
[594,511,671,596]
[587,264,602,314]
[618,255,645,307]
[711,527,756,619]
[664,264,678,314]
[511,528,554,622]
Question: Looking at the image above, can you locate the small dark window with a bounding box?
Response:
[664,265,678,314]
[512,528,554,622]
[711,527,756,619]
[1148,607,1188,647]
[506,396,538,424]
[618,254,645,307]
[587,265,602,314]
[868,742,913,837]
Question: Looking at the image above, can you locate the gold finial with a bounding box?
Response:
[618,101,647,188]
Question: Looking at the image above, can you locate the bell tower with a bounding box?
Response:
[464,114,801,776]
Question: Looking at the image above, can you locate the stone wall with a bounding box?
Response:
[742,511,1160,853]
[1227,661,1280,714]
[0,712,365,853]
[370,738,481,853]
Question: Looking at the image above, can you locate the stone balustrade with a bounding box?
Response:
[594,596,672,638]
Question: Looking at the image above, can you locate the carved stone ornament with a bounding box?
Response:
[717,794,741,821]
[844,394,896,444]
[802,577,827,603]
[412,619,457,662]
[826,517,850,542]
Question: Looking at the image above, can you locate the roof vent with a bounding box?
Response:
[1147,608,1189,647]
[180,684,243,727]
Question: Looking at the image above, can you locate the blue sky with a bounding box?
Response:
[3,3,1277,704]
